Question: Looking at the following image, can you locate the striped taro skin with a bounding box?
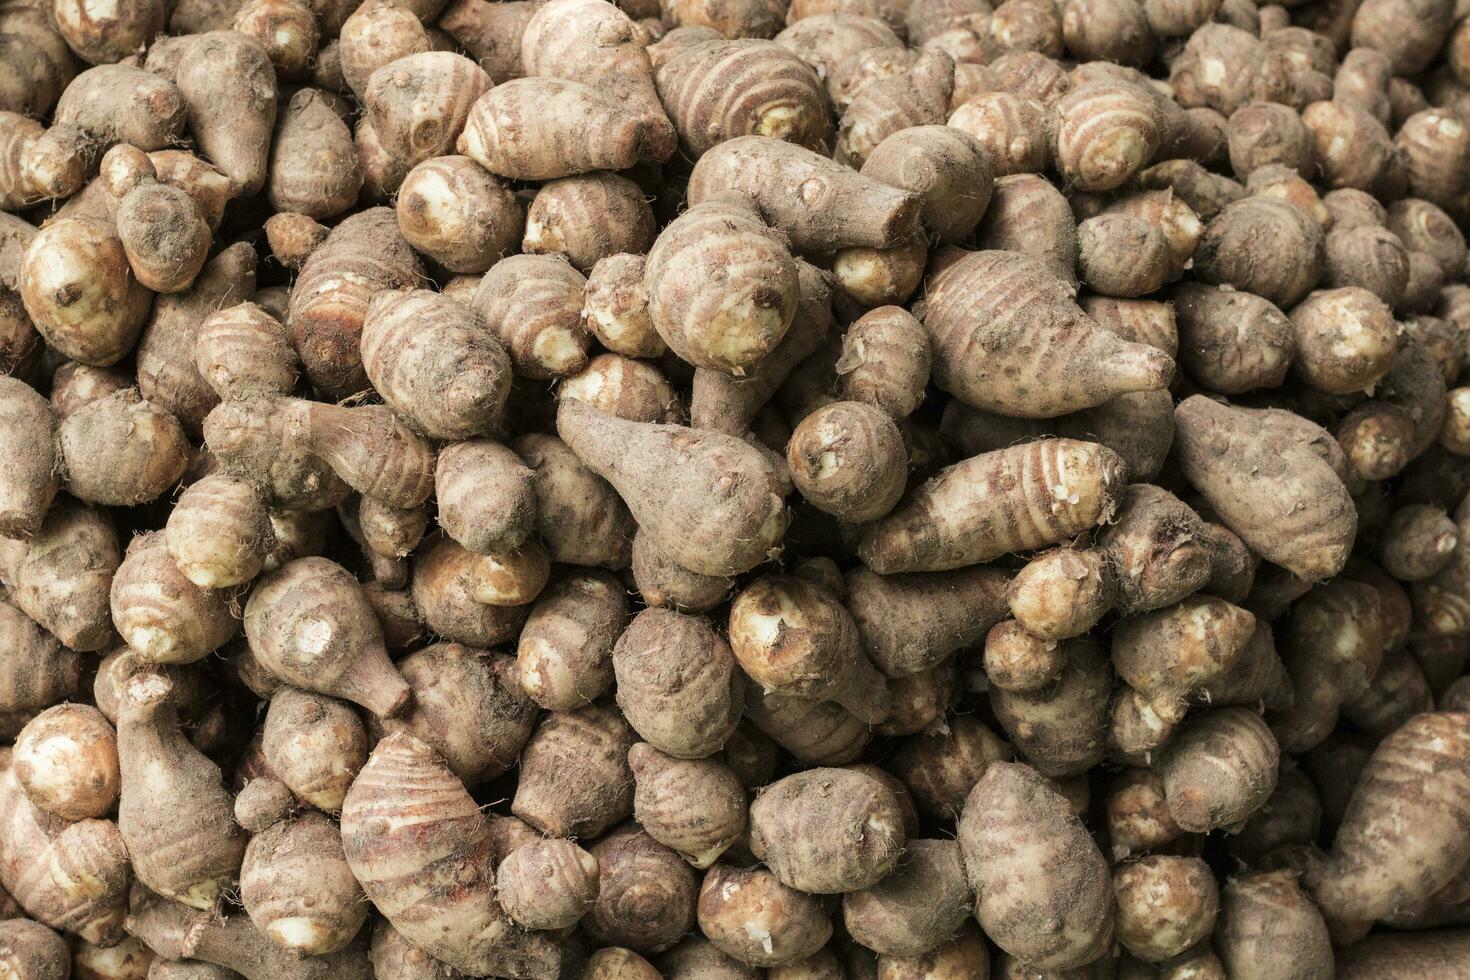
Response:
[859,437,1130,573]
[772,14,903,105]
[834,49,953,168]
[116,671,245,913]
[1155,706,1280,833]
[585,826,698,953]
[0,762,129,945]
[495,838,599,930]
[654,36,830,159]
[290,401,436,509]
[948,91,1053,176]
[921,248,1173,417]
[975,174,1079,282]
[364,52,489,170]
[287,208,424,400]
[111,531,238,664]
[459,78,655,181]
[521,0,675,162]
[471,253,590,381]
[361,289,511,441]
[341,732,560,979]
[629,742,746,869]
[524,172,656,273]
[1309,711,1470,923]
[644,199,799,375]
[1055,81,1165,191]
[195,301,298,402]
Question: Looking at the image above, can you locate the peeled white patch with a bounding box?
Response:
[296,617,334,656]
[126,626,177,661]
[743,922,775,956]
[81,0,121,20]
[757,105,801,141]
[269,916,329,951]
[532,328,584,375]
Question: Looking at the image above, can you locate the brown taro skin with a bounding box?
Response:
[267,89,360,220]
[124,887,376,980]
[1156,707,1280,833]
[436,441,536,557]
[889,715,1013,820]
[471,253,590,380]
[340,732,561,980]
[0,754,130,946]
[244,557,410,719]
[1216,871,1334,980]
[13,703,118,821]
[686,136,921,253]
[261,686,367,813]
[360,290,511,441]
[520,0,675,162]
[786,401,908,523]
[1173,395,1356,581]
[744,688,872,766]
[985,620,1069,692]
[110,531,239,667]
[1194,197,1325,309]
[239,811,368,956]
[512,703,636,839]
[517,570,630,712]
[1305,712,1470,925]
[495,838,599,932]
[629,742,747,870]
[1005,548,1112,641]
[835,49,955,169]
[0,501,120,653]
[973,176,1080,285]
[920,249,1173,418]
[0,919,68,980]
[376,644,538,787]
[364,52,490,171]
[172,32,279,196]
[557,399,788,578]
[116,672,247,912]
[652,33,830,159]
[858,438,1129,573]
[613,607,745,759]
[287,207,424,400]
[644,198,798,376]
[524,173,656,273]
[459,77,665,180]
[957,762,1114,971]
[842,838,972,957]
[585,825,698,955]
[1109,595,1255,714]
[696,863,831,968]
[835,306,932,420]
[749,767,906,894]
[1170,283,1294,394]
[688,258,833,435]
[0,376,57,539]
[989,637,1110,777]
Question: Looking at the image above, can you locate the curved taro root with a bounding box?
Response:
[341,732,560,978]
